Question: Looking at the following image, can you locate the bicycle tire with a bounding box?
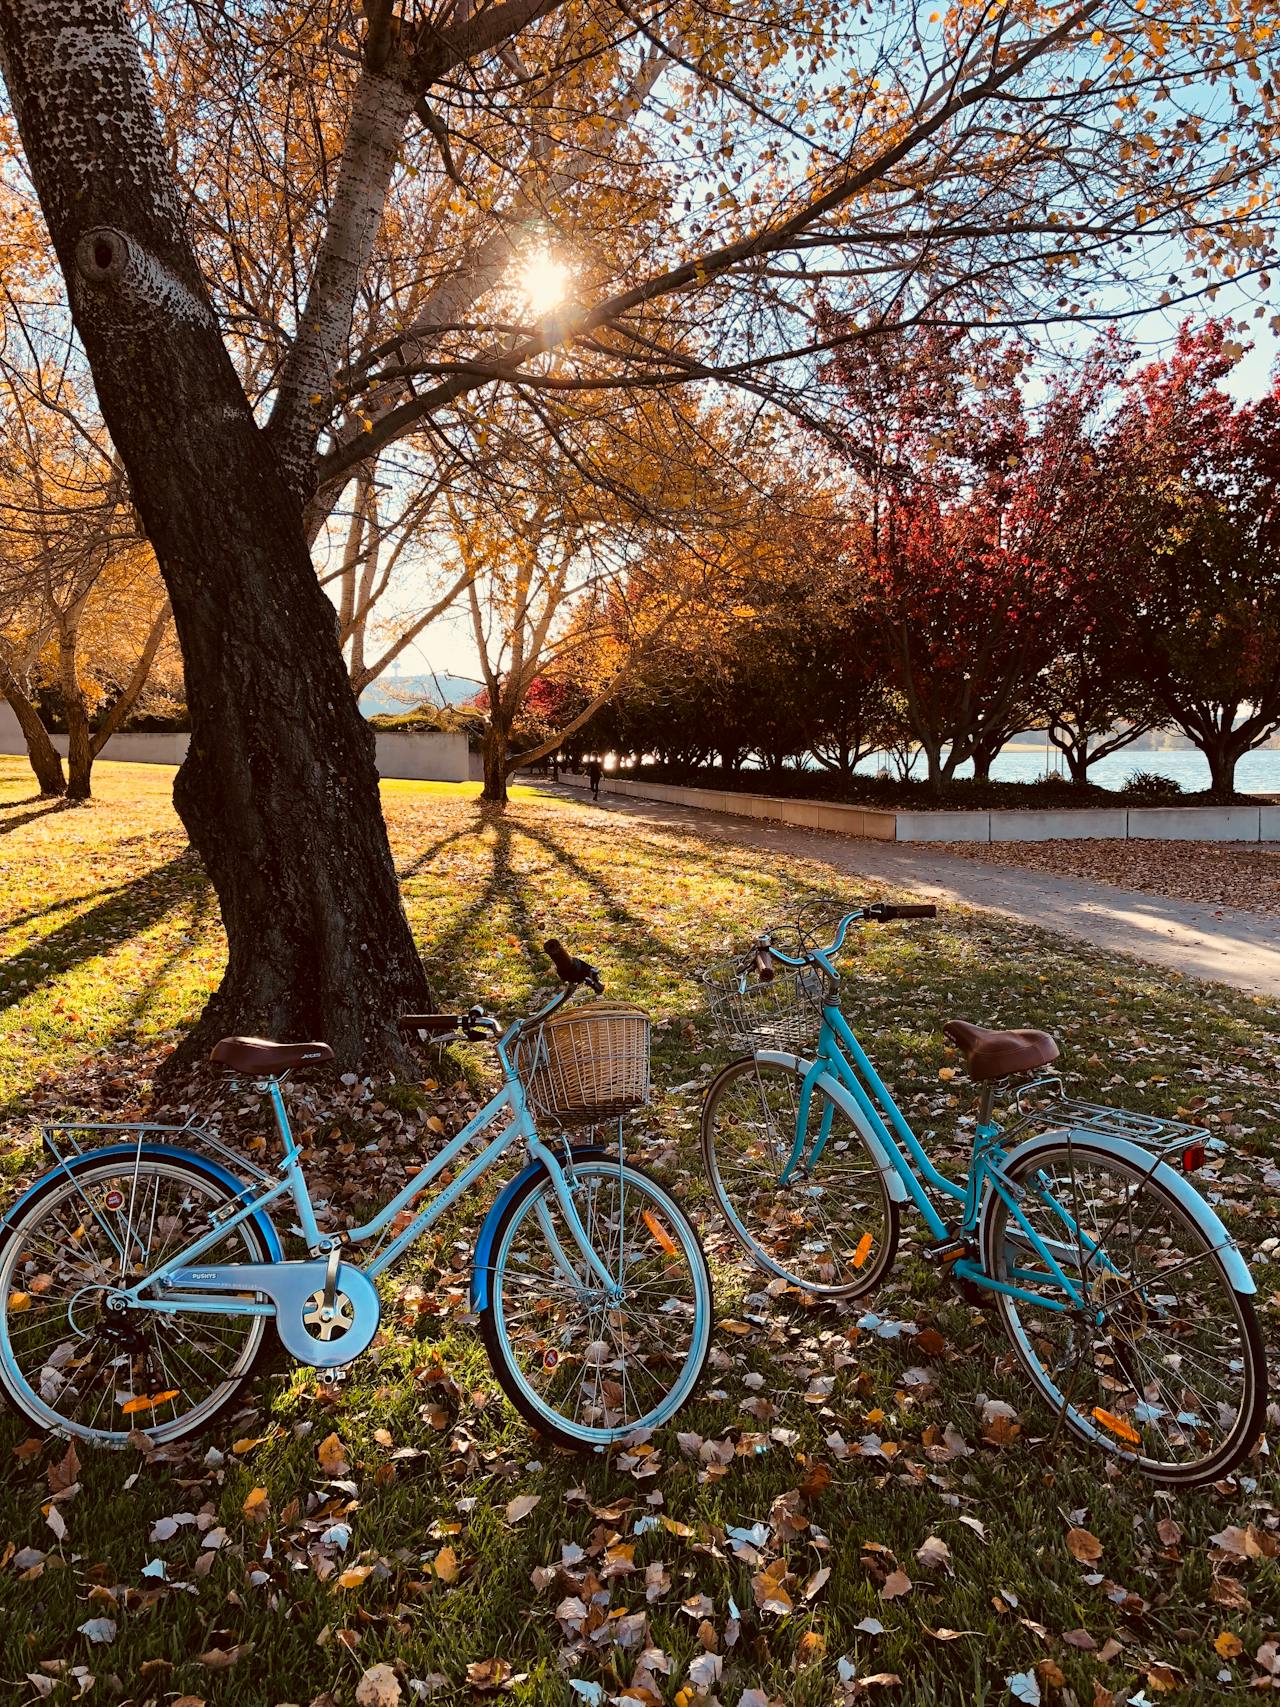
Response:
[981,1136,1267,1486]
[478,1158,712,1450]
[700,1054,900,1299]
[0,1153,272,1446]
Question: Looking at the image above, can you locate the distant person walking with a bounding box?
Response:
[587,759,603,800]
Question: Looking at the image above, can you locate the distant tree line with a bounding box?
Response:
[550,323,1280,801]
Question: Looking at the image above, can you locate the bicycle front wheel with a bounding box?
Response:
[478,1159,712,1450]
[982,1138,1267,1486]
[700,1056,899,1298]
[0,1154,271,1446]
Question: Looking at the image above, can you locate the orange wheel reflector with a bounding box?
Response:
[1092,1407,1141,1445]
[642,1210,679,1256]
[121,1390,180,1415]
[852,1232,874,1270]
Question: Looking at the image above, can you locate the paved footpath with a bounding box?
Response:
[559,785,1280,999]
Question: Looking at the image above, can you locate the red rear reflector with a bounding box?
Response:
[1182,1143,1206,1172]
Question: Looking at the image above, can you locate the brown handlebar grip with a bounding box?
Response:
[544,939,578,981]
[752,947,776,984]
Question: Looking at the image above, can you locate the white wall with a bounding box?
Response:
[559,769,1280,843]
[0,700,470,784]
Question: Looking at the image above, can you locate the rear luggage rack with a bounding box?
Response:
[41,1118,274,1191]
[1003,1083,1215,1156]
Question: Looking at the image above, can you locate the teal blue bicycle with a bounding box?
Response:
[701,904,1266,1486]
[0,942,712,1450]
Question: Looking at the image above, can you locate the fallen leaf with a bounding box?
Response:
[880,1570,912,1600]
[1065,1527,1103,1564]
[355,1663,401,1707]
[915,1535,952,1574]
[317,1433,350,1477]
[241,1486,269,1524]
[196,1644,252,1670]
[505,1493,540,1525]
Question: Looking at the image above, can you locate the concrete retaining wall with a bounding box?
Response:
[0,699,469,784]
[558,768,1280,843]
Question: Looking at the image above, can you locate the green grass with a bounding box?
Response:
[0,755,1277,1706]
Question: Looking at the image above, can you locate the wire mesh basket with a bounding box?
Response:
[515,1001,651,1127]
[702,955,835,1052]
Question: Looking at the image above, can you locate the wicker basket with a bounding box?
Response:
[516,1001,651,1127]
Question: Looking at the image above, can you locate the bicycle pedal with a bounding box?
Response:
[922,1235,968,1265]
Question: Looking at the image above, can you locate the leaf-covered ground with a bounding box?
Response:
[1,758,1278,1707]
[931,839,1280,918]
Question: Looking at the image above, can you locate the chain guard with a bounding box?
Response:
[164,1259,381,1368]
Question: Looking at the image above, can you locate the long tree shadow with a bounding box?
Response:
[396,821,475,881]
[126,881,220,1026]
[532,787,790,888]
[0,848,207,1017]
[512,817,709,982]
[416,814,550,1002]
[0,798,77,839]
[1,883,133,939]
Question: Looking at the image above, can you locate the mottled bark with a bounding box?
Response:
[0,1,429,1067]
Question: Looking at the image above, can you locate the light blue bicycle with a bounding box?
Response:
[0,941,712,1450]
[701,904,1266,1486]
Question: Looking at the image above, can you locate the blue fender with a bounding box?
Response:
[986,1129,1255,1295]
[0,1144,284,1261]
[471,1147,608,1311]
[755,1051,909,1202]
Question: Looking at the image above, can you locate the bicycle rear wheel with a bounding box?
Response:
[700,1055,899,1298]
[0,1155,270,1446]
[982,1138,1266,1486]
[478,1158,712,1450]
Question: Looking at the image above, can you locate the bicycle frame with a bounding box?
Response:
[111,1012,625,1334]
[756,923,1095,1314]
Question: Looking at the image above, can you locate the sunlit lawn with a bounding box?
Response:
[0,755,1277,1705]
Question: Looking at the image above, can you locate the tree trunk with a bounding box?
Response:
[58,627,93,801]
[0,658,65,796]
[0,3,430,1070]
[1200,736,1240,801]
[481,726,510,805]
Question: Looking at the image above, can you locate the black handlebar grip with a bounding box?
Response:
[891,903,938,919]
[752,946,776,984]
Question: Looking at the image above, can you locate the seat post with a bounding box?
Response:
[264,1074,300,1163]
[976,1083,996,1134]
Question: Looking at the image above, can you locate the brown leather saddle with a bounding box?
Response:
[942,1019,1058,1081]
[211,1037,334,1072]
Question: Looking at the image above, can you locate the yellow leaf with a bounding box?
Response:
[7,1292,31,1313]
[1215,1631,1243,1659]
[241,1486,269,1523]
[434,1545,459,1583]
[337,1565,373,1589]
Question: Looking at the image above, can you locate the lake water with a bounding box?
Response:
[851,746,1280,794]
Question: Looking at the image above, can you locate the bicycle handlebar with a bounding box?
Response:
[751,901,937,971]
